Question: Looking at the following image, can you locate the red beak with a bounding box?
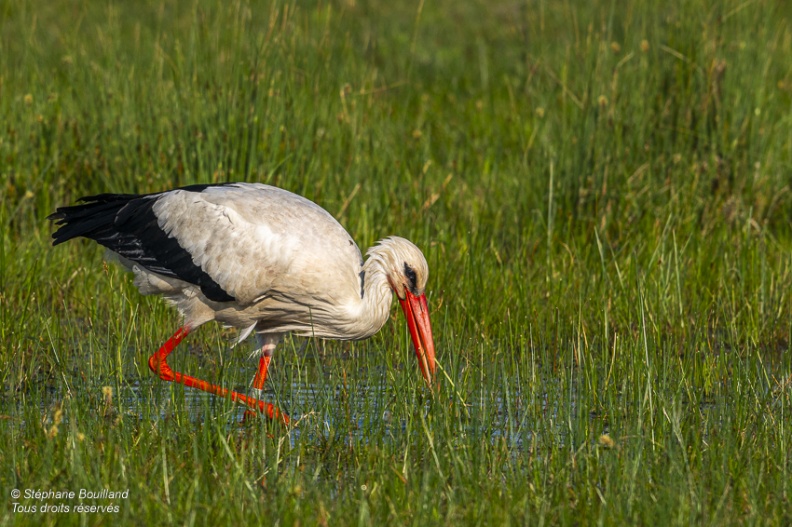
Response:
[398,290,436,386]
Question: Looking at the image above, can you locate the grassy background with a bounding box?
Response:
[2,0,792,524]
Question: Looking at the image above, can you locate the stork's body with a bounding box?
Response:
[49,183,436,422]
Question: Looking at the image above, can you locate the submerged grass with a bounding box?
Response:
[2,0,792,524]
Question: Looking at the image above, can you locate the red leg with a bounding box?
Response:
[243,336,277,421]
[148,327,289,424]
[252,354,272,391]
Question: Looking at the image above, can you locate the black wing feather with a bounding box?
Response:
[48,185,236,302]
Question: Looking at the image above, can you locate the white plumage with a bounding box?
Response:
[50,182,437,422]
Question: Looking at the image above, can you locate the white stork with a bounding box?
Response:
[49,182,436,423]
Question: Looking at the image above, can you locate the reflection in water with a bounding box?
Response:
[15,349,770,456]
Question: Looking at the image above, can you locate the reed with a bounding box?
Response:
[2,0,791,524]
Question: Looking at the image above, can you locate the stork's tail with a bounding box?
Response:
[47,193,142,246]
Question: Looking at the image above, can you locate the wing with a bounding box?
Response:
[153,183,364,304]
[51,183,364,305]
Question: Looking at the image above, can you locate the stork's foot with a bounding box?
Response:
[149,327,290,425]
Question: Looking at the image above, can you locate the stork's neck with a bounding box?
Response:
[350,254,395,339]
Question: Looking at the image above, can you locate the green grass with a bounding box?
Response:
[2,0,792,524]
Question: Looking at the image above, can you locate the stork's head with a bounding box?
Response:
[368,237,436,385]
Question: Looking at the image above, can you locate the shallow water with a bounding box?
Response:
[122,369,550,450]
[11,345,786,456]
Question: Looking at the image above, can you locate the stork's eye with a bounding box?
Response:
[403,262,417,289]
